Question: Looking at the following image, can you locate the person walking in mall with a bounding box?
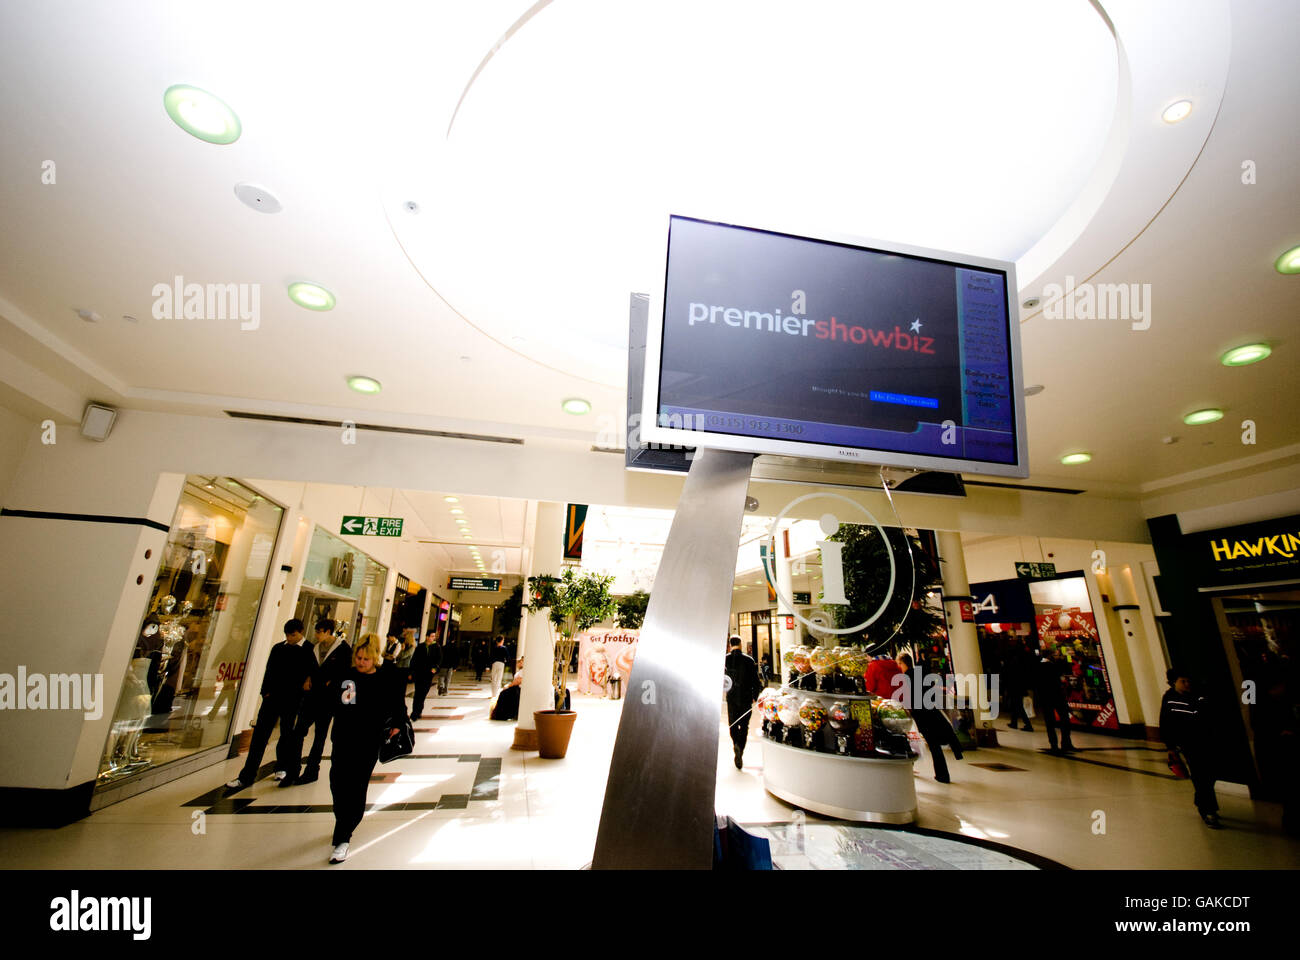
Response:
[409,629,440,720]
[897,653,963,783]
[1161,668,1221,827]
[438,635,460,696]
[1003,640,1035,732]
[724,636,762,769]
[472,637,489,681]
[327,633,408,863]
[1033,647,1075,754]
[226,618,314,791]
[489,635,509,698]
[285,617,352,786]
[865,651,903,699]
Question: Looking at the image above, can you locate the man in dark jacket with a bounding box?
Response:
[410,629,441,719]
[438,638,461,696]
[1003,642,1034,731]
[286,617,352,786]
[1161,669,1220,826]
[227,619,314,791]
[724,636,762,769]
[898,653,964,782]
[1033,648,1075,754]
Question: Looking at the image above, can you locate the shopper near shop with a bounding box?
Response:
[865,653,903,700]
[226,618,314,791]
[327,633,408,863]
[897,653,964,783]
[1003,641,1035,732]
[438,637,460,695]
[381,639,407,704]
[489,636,509,698]
[724,636,763,769]
[1033,649,1075,754]
[409,630,441,720]
[491,669,524,721]
[1160,669,1221,827]
[470,638,488,681]
[396,631,416,676]
[286,617,352,786]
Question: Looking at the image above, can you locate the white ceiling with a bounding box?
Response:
[0,0,1297,501]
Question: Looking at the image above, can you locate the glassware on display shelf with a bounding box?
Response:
[850,700,875,754]
[776,692,803,746]
[798,697,827,749]
[757,687,778,736]
[877,699,913,734]
[827,700,856,755]
[809,646,835,692]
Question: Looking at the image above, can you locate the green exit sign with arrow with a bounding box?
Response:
[341,516,404,537]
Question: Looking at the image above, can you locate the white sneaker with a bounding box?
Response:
[329,843,349,863]
[273,771,287,781]
[225,778,247,789]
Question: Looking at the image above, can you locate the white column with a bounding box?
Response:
[936,531,985,713]
[776,526,798,666]
[513,500,566,749]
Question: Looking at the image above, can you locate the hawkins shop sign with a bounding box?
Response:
[1192,514,1300,587]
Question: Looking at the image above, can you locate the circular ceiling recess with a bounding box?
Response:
[383,0,1117,386]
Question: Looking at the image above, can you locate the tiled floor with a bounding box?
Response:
[3,683,1298,869]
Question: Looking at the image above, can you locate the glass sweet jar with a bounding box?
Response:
[776,693,803,745]
[798,697,828,749]
[827,701,856,755]
[809,646,835,692]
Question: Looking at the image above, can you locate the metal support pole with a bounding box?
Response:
[591,448,755,869]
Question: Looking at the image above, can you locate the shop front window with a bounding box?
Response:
[97,477,283,787]
[295,526,387,642]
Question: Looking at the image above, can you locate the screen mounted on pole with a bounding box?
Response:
[640,215,1029,478]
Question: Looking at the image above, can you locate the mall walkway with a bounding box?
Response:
[3,683,1297,870]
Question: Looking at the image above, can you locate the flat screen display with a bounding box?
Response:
[640,216,1028,478]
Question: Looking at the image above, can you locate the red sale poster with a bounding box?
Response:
[1035,608,1118,729]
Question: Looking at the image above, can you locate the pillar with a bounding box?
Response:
[776,526,798,668]
[936,530,986,714]
[512,500,566,750]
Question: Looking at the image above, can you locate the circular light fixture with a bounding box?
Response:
[234,182,283,214]
[1161,99,1192,124]
[455,518,467,525]
[1220,343,1271,367]
[164,84,241,143]
[443,496,459,503]
[1021,298,1040,310]
[1273,245,1300,275]
[450,508,463,515]
[288,282,335,311]
[562,398,591,416]
[347,375,381,394]
[1024,384,1045,397]
[1183,408,1224,425]
[461,532,472,538]
[1060,452,1092,465]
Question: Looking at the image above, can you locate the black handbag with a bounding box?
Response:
[379,715,414,763]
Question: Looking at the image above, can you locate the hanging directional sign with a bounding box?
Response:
[449,576,501,592]
[341,515,403,537]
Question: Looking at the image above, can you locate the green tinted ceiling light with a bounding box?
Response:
[288,282,336,311]
[346,376,381,394]
[562,398,591,415]
[163,85,241,144]
[1060,452,1092,465]
[1220,343,1271,367]
[1274,245,1300,275]
[1183,408,1224,425]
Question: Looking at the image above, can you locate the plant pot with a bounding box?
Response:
[534,709,577,759]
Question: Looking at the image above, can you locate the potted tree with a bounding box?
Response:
[526,568,617,759]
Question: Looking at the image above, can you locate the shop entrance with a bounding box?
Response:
[1210,586,1298,798]
[295,588,358,641]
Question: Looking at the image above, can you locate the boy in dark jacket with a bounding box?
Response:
[1161,668,1221,826]
[410,630,441,719]
[227,619,314,790]
[724,636,762,769]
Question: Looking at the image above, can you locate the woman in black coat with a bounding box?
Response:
[328,633,408,863]
[898,653,964,783]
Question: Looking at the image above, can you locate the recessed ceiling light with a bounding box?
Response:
[1220,343,1271,367]
[450,508,463,515]
[347,375,381,394]
[1024,384,1045,397]
[562,398,591,416]
[1273,245,1300,275]
[1021,298,1040,309]
[443,496,459,503]
[122,315,137,323]
[288,282,335,311]
[163,84,241,144]
[1161,99,1192,124]
[459,355,472,362]
[462,533,472,538]
[1060,452,1092,465]
[1183,408,1224,425]
[75,308,101,323]
[455,518,467,525]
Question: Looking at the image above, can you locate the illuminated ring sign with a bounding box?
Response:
[765,492,895,636]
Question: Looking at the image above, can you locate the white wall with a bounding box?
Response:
[0,404,35,504]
